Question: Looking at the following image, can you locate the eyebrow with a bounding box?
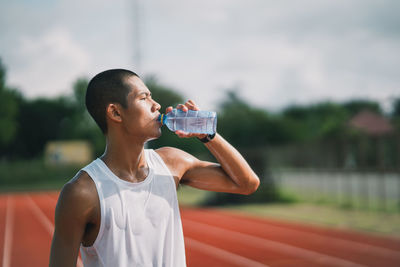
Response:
[136,91,152,97]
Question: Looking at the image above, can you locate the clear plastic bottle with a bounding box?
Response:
[158,109,217,134]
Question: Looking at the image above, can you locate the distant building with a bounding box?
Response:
[348,110,394,136]
[347,110,396,169]
[44,140,93,166]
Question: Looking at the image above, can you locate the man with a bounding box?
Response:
[49,69,260,267]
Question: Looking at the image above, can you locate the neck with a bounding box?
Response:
[100,133,149,183]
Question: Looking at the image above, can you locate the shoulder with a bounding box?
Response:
[154,147,199,179]
[155,147,198,166]
[56,170,98,221]
[60,171,97,203]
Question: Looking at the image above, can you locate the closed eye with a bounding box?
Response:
[138,92,152,100]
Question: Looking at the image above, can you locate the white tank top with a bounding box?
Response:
[79,149,186,267]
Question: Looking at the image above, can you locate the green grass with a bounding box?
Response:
[221,203,400,238]
[0,158,81,193]
[3,160,399,238]
[177,186,400,239]
[177,185,211,206]
[279,188,400,213]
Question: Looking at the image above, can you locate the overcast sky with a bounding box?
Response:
[1,0,399,112]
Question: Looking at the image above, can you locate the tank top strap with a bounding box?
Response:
[145,149,173,178]
[81,158,105,183]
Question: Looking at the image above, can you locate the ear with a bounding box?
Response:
[106,104,123,123]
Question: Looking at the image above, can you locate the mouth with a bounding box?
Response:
[155,113,162,125]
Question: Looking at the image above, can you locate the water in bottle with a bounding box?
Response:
[158,109,217,134]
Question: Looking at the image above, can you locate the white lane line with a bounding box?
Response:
[183,218,367,267]
[26,195,54,234]
[26,195,83,267]
[43,193,58,204]
[2,196,14,267]
[195,210,400,259]
[185,237,270,267]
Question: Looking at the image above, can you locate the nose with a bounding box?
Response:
[152,99,161,112]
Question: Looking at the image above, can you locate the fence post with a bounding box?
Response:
[379,168,387,211]
[335,170,341,205]
[361,169,369,210]
[350,170,354,208]
[398,169,400,212]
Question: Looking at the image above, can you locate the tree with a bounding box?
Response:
[217,90,269,147]
[342,99,381,115]
[11,97,76,158]
[62,77,105,157]
[282,102,349,142]
[218,90,291,147]
[5,76,102,158]
[0,58,20,154]
[72,77,88,113]
[392,98,400,118]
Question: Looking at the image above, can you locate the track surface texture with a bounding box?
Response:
[1,192,399,267]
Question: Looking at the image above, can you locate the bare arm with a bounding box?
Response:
[195,133,259,194]
[49,172,96,267]
[158,101,260,195]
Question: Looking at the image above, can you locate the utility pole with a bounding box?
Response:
[132,0,142,73]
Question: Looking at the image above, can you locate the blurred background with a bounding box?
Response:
[1,0,400,241]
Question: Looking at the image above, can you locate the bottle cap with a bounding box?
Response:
[157,114,165,125]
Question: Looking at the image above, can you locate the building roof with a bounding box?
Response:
[348,110,394,136]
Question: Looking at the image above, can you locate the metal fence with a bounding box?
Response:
[272,168,400,211]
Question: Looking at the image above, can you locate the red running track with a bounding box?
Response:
[1,191,399,267]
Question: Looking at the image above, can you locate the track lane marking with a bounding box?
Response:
[44,192,58,203]
[185,237,270,267]
[26,195,54,234]
[26,195,83,267]
[46,194,399,265]
[2,196,14,267]
[183,218,367,267]
[191,209,400,259]
[42,193,57,206]
[45,193,267,266]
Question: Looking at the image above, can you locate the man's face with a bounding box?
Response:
[119,76,162,141]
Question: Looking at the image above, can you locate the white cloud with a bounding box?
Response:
[1,0,399,112]
[8,28,91,98]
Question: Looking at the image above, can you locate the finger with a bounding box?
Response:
[187,99,196,106]
[185,100,199,111]
[175,130,189,138]
[185,103,197,111]
[176,131,199,138]
[175,131,204,139]
[176,104,188,112]
[197,134,207,139]
[166,106,173,113]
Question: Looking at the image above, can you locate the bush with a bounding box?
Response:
[202,180,294,206]
[0,158,80,192]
